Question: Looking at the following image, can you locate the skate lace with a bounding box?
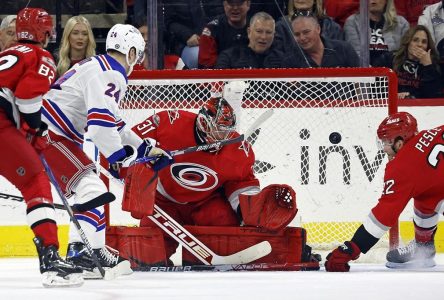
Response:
[99,245,120,265]
[398,241,416,256]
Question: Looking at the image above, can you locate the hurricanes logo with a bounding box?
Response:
[171,163,218,191]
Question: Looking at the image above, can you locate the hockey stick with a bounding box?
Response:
[135,109,274,164]
[1,192,76,211]
[1,189,272,265]
[135,262,320,272]
[39,155,112,280]
[149,205,272,265]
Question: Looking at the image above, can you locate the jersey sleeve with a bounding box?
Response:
[84,70,130,164]
[224,145,261,210]
[362,161,414,239]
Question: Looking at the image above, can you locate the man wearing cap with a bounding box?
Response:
[0,15,17,51]
[198,0,250,68]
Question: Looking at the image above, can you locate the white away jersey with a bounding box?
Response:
[42,54,143,163]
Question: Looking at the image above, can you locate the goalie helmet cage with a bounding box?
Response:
[106,67,399,255]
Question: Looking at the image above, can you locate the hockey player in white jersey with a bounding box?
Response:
[37,24,173,278]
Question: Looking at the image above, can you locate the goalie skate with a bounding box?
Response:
[386,240,436,269]
[34,237,84,288]
[66,242,133,279]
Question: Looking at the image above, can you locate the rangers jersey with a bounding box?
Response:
[132,110,260,210]
[42,54,143,164]
[363,125,444,238]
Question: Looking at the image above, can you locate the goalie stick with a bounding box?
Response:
[135,109,274,164]
[39,155,113,280]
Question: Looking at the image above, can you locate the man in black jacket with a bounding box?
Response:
[215,11,282,69]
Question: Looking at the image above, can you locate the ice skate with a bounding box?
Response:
[34,237,84,288]
[67,242,132,279]
[386,240,436,269]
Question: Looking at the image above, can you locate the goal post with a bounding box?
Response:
[111,67,399,254]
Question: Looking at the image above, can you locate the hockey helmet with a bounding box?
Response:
[106,24,145,73]
[377,112,418,143]
[196,97,237,145]
[16,8,54,44]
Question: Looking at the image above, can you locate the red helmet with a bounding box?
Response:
[16,8,54,44]
[377,112,418,143]
[196,97,237,145]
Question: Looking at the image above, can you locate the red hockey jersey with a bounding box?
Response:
[132,110,260,208]
[0,43,56,118]
[364,125,444,238]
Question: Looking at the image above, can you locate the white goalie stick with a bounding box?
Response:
[135,109,274,164]
[150,204,272,265]
[39,155,114,280]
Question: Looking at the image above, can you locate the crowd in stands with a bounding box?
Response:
[1,0,444,99]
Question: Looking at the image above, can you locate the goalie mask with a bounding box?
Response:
[196,97,237,147]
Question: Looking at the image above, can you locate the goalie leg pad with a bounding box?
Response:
[239,184,297,231]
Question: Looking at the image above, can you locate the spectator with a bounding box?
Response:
[418,1,444,88]
[248,0,287,20]
[275,0,344,53]
[198,0,251,69]
[280,14,359,67]
[324,0,359,28]
[0,15,17,51]
[394,0,440,26]
[374,25,442,99]
[216,12,282,68]
[134,18,187,70]
[56,16,96,77]
[344,0,409,65]
[164,0,223,69]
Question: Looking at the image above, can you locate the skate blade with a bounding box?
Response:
[103,261,133,280]
[42,272,84,288]
[385,258,436,269]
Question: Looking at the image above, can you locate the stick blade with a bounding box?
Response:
[211,241,272,265]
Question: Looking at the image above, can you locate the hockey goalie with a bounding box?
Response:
[117,81,319,270]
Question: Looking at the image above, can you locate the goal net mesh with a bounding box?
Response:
[117,68,396,253]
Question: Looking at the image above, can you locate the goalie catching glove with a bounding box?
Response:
[325,241,361,272]
[109,143,173,179]
[239,184,297,231]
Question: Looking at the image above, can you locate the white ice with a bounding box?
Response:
[1,256,443,300]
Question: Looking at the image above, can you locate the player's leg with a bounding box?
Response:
[0,117,83,287]
[40,135,130,278]
[386,200,440,268]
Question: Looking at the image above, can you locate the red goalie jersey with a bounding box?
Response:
[132,110,260,210]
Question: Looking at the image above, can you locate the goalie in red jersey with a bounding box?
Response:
[326,112,444,272]
[128,81,297,264]
[0,8,83,287]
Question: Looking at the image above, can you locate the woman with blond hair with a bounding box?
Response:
[56,16,96,76]
[344,0,409,65]
[374,25,442,99]
[274,0,344,53]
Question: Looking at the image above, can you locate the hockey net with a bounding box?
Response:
[113,67,398,256]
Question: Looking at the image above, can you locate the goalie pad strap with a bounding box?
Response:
[239,184,297,231]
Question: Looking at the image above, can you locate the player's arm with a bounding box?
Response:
[325,167,413,272]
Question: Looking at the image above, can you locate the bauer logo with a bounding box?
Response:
[170,163,218,191]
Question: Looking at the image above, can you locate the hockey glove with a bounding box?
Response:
[146,147,174,171]
[325,241,361,272]
[109,145,138,179]
[20,121,49,153]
